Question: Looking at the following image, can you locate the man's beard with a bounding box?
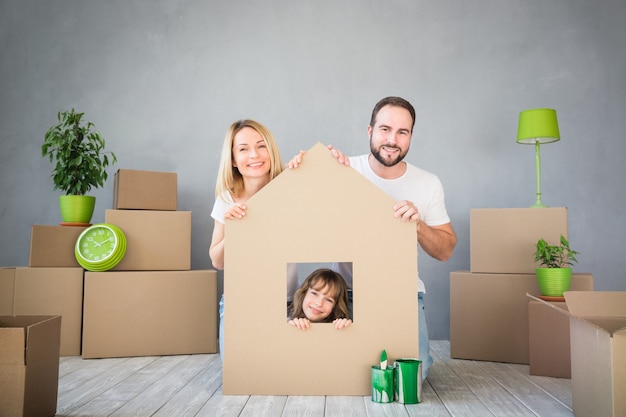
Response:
[370,137,407,167]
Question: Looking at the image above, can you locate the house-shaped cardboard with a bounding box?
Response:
[223,142,418,395]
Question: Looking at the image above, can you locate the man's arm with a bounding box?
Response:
[393,200,457,262]
[416,221,456,262]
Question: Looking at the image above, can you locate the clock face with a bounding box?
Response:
[77,226,117,262]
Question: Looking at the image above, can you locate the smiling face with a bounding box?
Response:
[368,104,413,167]
[232,126,271,181]
[302,282,337,323]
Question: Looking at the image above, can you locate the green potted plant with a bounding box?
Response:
[533,235,580,297]
[42,109,117,224]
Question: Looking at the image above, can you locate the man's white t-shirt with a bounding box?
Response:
[346,154,451,293]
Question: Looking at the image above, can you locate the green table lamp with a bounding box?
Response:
[516,108,560,208]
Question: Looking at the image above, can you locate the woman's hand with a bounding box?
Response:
[286,150,306,169]
[224,202,247,220]
[288,318,312,330]
[333,318,353,329]
[286,145,351,169]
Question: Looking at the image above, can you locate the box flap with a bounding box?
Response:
[584,317,626,335]
[564,291,626,318]
[0,325,26,366]
[528,293,626,336]
[0,315,61,365]
[24,315,62,365]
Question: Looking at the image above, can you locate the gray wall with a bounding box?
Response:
[1,0,625,339]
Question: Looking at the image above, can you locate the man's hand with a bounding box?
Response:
[392,200,421,224]
[327,145,350,166]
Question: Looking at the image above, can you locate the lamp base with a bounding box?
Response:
[530,194,549,208]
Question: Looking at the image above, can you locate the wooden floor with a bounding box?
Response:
[55,340,574,417]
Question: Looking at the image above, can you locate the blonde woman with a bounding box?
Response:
[209,119,297,360]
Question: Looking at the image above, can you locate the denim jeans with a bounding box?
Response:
[218,293,224,361]
[419,292,433,378]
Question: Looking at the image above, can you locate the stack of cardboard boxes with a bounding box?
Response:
[449,208,594,375]
[82,169,217,358]
[1,168,217,416]
[1,169,220,360]
[2,226,85,357]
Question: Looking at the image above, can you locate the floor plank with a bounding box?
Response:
[54,341,575,417]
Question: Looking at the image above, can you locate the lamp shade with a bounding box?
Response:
[517,108,560,144]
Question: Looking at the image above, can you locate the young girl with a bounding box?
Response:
[288,268,352,331]
[209,119,298,359]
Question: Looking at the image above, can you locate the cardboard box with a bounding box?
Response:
[0,267,84,356]
[224,143,418,395]
[0,315,61,417]
[530,292,626,417]
[113,169,177,210]
[105,209,191,271]
[0,270,14,315]
[528,300,571,378]
[450,271,593,364]
[82,270,217,358]
[470,208,568,273]
[29,224,86,267]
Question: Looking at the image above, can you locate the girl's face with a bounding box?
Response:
[232,127,271,179]
[302,283,336,322]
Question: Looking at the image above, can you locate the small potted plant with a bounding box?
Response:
[42,109,117,225]
[533,235,580,297]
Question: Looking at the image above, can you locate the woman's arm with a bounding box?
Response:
[209,220,225,270]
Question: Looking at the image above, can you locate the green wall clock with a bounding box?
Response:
[75,223,127,271]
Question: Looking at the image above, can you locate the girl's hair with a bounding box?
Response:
[289,268,351,323]
[214,119,284,200]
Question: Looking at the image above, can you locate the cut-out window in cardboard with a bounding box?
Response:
[287,262,353,322]
[224,143,418,395]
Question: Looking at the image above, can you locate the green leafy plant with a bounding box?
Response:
[534,235,580,268]
[42,109,117,195]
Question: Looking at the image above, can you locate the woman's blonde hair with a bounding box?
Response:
[214,119,283,200]
[289,268,351,323]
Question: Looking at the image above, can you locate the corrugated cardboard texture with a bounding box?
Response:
[450,271,593,364]
[564,291,626,317]
[29,224,86,267]
[562,291,626,417]
[470,208,568,273]
[0,315,61,417]
[3,267,83,356]
[82,270,217,359]
[114,169,177,210]
[528,300,571,378]
[224,143,418,395]
[105,210,191,271]
[0,269,15,315]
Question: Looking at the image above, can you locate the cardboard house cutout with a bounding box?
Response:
[224,142,418,395]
